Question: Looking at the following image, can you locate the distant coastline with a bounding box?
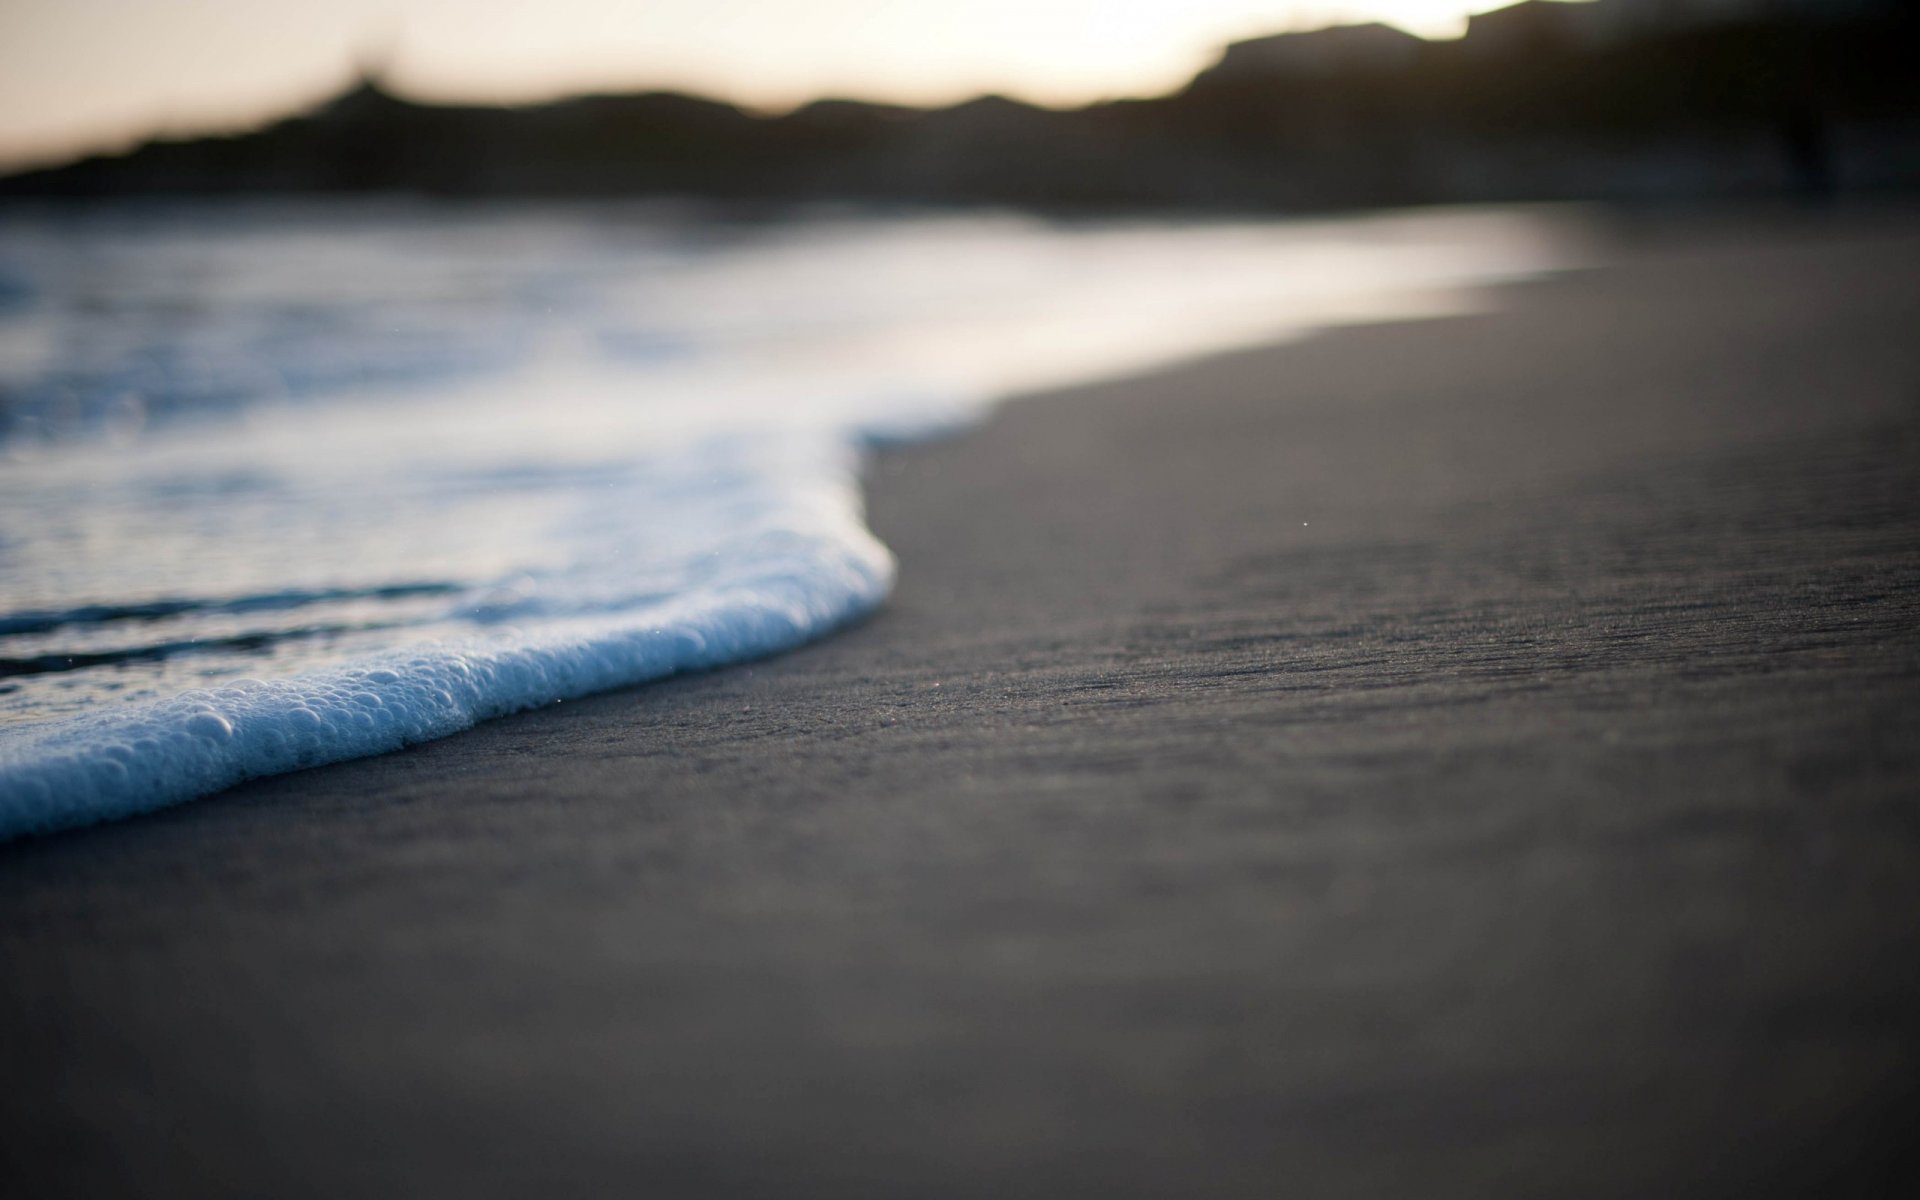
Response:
[3,0,1915,211]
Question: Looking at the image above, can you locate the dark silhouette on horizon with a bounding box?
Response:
[3,0,1913,211]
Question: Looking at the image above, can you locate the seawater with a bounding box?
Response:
[0,200,1575,837]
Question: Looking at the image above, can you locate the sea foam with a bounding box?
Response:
[0,203,1575,839]
[0,457,889,835]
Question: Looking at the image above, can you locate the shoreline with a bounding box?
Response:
[0,202,1571,841]
[3,208,1917,1196]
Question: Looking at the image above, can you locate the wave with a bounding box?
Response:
[0,465,889,837]
[0,583,462,639]
[0,203,1577,840]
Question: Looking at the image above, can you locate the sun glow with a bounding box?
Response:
[0,1,1550,169]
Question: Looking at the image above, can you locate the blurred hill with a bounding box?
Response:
[3,0,1914,211]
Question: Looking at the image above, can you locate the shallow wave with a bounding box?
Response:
[0,629,356,678]
[0,470,890,837]
[0,203,1577,839]
[0,583,462,639]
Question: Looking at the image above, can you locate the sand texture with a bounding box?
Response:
[3,209,1918,1197]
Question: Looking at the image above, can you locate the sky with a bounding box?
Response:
[0,0,1551,170]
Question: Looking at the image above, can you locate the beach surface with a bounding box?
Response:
[3,208,1918,1197]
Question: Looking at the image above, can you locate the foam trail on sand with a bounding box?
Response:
[0,436,890,835]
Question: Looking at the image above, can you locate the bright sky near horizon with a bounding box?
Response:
[0,0,1555,170]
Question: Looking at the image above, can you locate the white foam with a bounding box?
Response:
[0,436,890,836]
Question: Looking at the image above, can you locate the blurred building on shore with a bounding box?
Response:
[1198,23,1426,85]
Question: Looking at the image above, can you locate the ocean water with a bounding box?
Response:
[0,201,1575,838]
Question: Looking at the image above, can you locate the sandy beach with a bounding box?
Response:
[3,207,1917,1197]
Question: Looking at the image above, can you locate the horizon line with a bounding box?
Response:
[0,12,1485,176]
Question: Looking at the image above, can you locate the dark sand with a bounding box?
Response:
[3,209,1918,1198]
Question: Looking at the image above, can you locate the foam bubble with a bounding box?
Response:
[0,493,892,838]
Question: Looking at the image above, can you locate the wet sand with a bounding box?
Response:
[3,208,1918,1197]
